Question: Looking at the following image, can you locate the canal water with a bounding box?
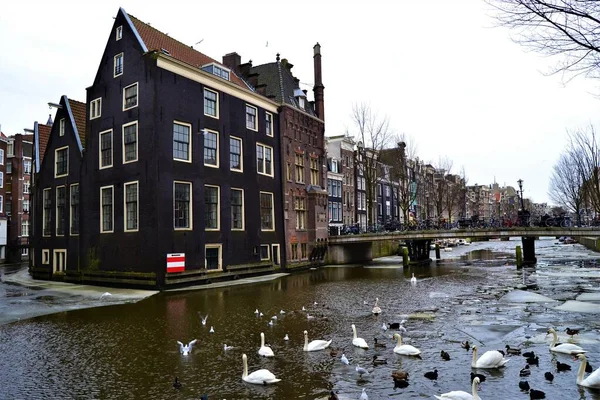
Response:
[1,238,600,399]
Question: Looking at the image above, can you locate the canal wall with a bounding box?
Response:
[579,237,600,252]
[326,239,398,264]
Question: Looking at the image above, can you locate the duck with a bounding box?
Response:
[522,351,535,358]
[382,322,388,331]
[547,328,586,354]
[393,378,409,389]
[303,330,332,352]
[461,341,471,351]
[258,332,274,357]
[471,345,509,368]
[340,353,350,365]
[470,372,486,382]
[520,365,531,377]
[556,360,571,372]
[372,355,388,365]
[177,339,198,355]
[575,354,600,388]
[392,333,421,357]
[544,372,554,382]
[351,324,369,349]
[254,309,259,314]
[519,380,530,391]
[271,315,278,320]
[284,334,289,341]
[410,273,417,284]
[356,364,369,377]
[241,353,280,385]
[267,320,274,327]
[279,309,286,314]
[223,344,235,351]
[434,376,481,400]
[424,369,438,380]
[371,297,382,315]
[328,391,339,400]
[209,326,215,333]
[441,350,451,361]
[392,370,409,380]
[505,345,521,355]
[373,338,386,348]
[329,347,342,357]
[360,388,368,400]
[526,356,539,366]
[529,388,546,399]
[566,327,580,336]
[173,376,182,389]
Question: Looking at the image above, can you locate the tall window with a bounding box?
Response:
[205,245,222,270]
[43,188,51,236]
[205,185,220,230]
[114,53,123,76]
[99,130,112,168]
[124,182,138,231]
[123,82,138,110]
[174,182,191,229]
[101,186,114,233]
[203,129,219,167]
[123,122,137,163]
[286,163,292,181]
[0,172,3,188]
[56,186,66,236]
[246,105,257,130]
[295,196,306,230]
[90,98,102,120]
[173,122,191,162]
[22,199,30,213]
[265,112,273,136]
[230,136,242,172]
[7,142,14,156]
[0,195,3,213]
[231,188,244,230]
[260,192,274,231]
[59,118,65,136]
[55,147,68,177]
[116,25,122,40]
[256,143,273,176]
[24,160,32,174]
[295,153,304,183]
[0,149,4,165]
[204,88,218,117]
[70,184,79,235]
[21,220,29,237]
[310,158,319,185]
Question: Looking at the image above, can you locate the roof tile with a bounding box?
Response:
[38,124,52,163]
[68,99,87,146]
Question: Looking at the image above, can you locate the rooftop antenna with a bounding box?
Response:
[195,39,204,45]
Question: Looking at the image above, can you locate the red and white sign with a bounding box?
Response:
[167,253,185,273]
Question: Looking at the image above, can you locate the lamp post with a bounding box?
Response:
[517,179,525,210]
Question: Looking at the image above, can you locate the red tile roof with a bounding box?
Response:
[128,14,250,90]
[68,99,87,147]
[38,124,52,163]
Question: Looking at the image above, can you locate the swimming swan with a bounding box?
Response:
[372,298,382,314]
[258,332,274,357]
[241,353,280,385]
[410,273,417,284]
[547,328,586,354]
[471,345,509,368]
[352,324,369,349]
[177,339,198,355]
[392,333,421,356]
[576,354,600,388]
[303,330,332,351]
[434,376,481,400]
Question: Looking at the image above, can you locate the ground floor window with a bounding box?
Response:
[301,243,307,259]
[260,244,270,261]
[291,243,298,261]
[53,249,66,273]
[205,244,222,270]
[42,249,50,264]
[21,247,28,256]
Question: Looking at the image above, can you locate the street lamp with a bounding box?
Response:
[517,179,525,210]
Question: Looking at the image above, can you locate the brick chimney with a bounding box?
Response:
[313,43,325,121]
[222,52,241,75]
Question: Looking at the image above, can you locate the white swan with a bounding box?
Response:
[199,313,208,326]
[209,326,215,333]
[303,330,332,351]
[392,333,421,356]
[547,328,586,354]
[177,339,197,355]
[351,324,369,349]
[284,334,289,341]
[258,332,274,357]
[241,353,280,385]
[223,344,234,351]
[576,354,600,388]
[410,273,417,284]
[371,298,382,314]
[434,376,481,400]
[360,388,369,400]
[471,345,509,368]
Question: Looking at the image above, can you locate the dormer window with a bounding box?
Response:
[294,88,306,109]
[116,26,123,41]
[201,63,230,81]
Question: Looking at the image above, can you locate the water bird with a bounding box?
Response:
[372,355,387,365]
[200,395,208,400]
[392,370,409,380]
[544,371,554,382]
[328,391,339,400]
[271,315,277,320]
[519,380,530,391]
[424,369,438,380]
[505,345,521,355]
[587,361,593,373]
[351,324,369,349]
[356,364,369,377]
[434,376,480,400]
[522,351,535,358]
[393,378,409,389]
[302,306,306,311]
[441,350,451,361]
[471,372,486,382]
[547,328,586,354]
[99,292,112,300]
[259,312,264,317]
[556,360,571,372]
[520,365,531,377]
[566,327,580,336]
[329,347,342,357]
[410,273,417,284]
[258,332,274,357]
[223,343,235,351]
[373,337,386,348]
[241,353,280,385]
[279,309,285,314]
[307,314,315,320]
[173,376,182,389]
[340,353,349,365]
[268,320,274,327]
[461,341,471,350]
[575,354,600,388]
[209,326,215,333]
[177,339,198,355]
[496,349,506,356]
[303,330,332,352]
[313,301,318,306]
[526,356,539,366]
[529,388,546,399]
[471,345,509,368]
[254,309,259,314]
[360,388,368,400]
[393,333,421,357]
[199,313,208,326]
[382,322,388,331]
[371,297,382,314]
[363,300,369,305]
[283,334,289,341]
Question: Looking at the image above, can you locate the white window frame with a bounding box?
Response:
[100,185,114,234]
[204,184,220,231]
[0,195,3,213]
[256,143,274,177]
[116,25,123,41]
[43,188,51,237]
[173,121,192,163]
[122,121,138,164]
[124,181,139,232]
[203,88,219,119]
[174,181,193,231]
[265,112,273,137]
[99,129,113,169]
[260,244,270,261]
[114,53,124,77]
[22,199,30,213]
[231,187,245,231]
[7,141,14,157]
[42,249,50,264]
[70,183,79,236]
[54,146,69,178]
[122,82,138,111]
[59,118,65,136]
[260,191,275,232]
[203,129,219,168]
[205,244,223,271]
[90,98,102,120]
[24,160,32,174]
[53,249,67,273]
[230,136,243,173]
[0,172,3,188]
[0,149,4,165]
[246,104,258,131]
[21,220,29,237]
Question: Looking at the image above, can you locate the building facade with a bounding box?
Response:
[0,134,6,261]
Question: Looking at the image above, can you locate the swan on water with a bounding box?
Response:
[351,324,369,349]
[576,354,600,388]
[284,334,290,341]
[360,388,368,400]
[371,298,382,315]
[392,333,421,357]
[471,345,509,368]
[258,332,274,357]
[177,339,198,355]
[199,313,208,326]
[241,353,280,385]
[303,330,332,352]
[410,273,417,284]
[434,376,481,400]
[99,292,112,300]
[547,328,586,354]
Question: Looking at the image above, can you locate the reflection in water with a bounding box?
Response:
[0,240,600,399]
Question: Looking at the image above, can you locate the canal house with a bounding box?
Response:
[30,7,285,288]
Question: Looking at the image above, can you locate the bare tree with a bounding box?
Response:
[444,174,465,224]
[350,103,394,227]
[549,152,586,224]
[566,125,600,214]
[431,157,454,221]
[487,0,600,81]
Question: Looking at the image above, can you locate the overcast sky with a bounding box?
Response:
[1,0,599,204]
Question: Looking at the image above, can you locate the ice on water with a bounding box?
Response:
[554,300,600,313]
[576,292,600,301]
[500,289,558,303]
